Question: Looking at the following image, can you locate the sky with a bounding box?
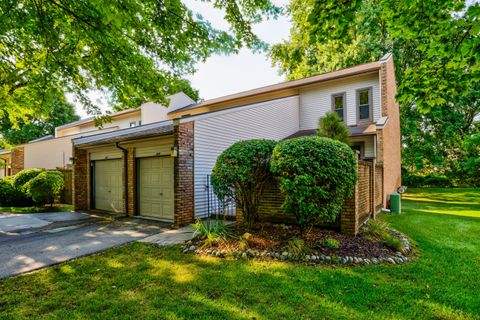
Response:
[74,0,292,118]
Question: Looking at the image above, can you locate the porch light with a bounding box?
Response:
[170,145,178,157]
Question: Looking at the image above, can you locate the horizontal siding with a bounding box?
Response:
[89,148,123,160]
[351,136,375,158]
[194,96,300,217]
[299,74,381,129]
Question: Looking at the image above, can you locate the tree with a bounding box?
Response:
[211,140,277,227]
[270,137,357,228]
[317,112,351,145]
[0,95,80,146]
[0,0,280,124]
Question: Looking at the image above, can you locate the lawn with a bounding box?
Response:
[0,204,73,214]
[0,188,479,320]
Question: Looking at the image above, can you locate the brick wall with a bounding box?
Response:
[73,148,89,211]
[375,164,384,212]
[11,147,24,175]
[380,57,402,202]
[174,121,195,227]
[126,147,136,215]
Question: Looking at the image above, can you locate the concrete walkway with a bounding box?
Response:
[139,225,195,246]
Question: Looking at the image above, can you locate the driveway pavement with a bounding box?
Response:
[0,212,169,279]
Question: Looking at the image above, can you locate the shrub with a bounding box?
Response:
[317,111,351,145]
[211,139,277,227]
[384,235,405,253]
[24,170,64,206]
[192,218,230,247]
[13,168,45,191]
[402,170,452,188]
[0,176,32,207]
[320,238,341,249]
[286,237,311,258]
[363,219,389,240]
[270,137,357,227]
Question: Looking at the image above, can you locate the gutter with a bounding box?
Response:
[115,142,129,216]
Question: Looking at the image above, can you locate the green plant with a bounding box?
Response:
[270,137,357,228]
[363,219,390,240]
[211,139,277,227]
[0,176,32,207]
[384,235,405,253]
[317,112,350,145]
[320,238,341,249]
[24,171,64,206]
[238,236,250,251]
[286,237,311,258]
[192,218,230,243]
[13,168,45,191]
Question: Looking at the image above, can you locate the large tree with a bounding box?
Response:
[270,0,479,184]
[0,0,280,125]
[0,95,80,146]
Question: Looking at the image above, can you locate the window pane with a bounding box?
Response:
[359,105,369,119]
[336,108,344,121]
[334,95,344,109]
[359,90,369,105]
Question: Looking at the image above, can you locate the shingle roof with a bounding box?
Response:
[72,120,174,147]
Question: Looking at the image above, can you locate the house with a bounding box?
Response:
[0,93,195,178]
[71,53,401,235]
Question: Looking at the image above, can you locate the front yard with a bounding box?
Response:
[0,188,479,319]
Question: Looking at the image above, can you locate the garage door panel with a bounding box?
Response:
[94,159,124,213]
[138,157,174,221]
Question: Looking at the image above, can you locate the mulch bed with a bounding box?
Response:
[197,222,400,260]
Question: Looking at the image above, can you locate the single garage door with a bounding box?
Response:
[138,157,174,221]
[94,159,124,212]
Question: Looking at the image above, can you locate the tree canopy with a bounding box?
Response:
[0,0,280,124]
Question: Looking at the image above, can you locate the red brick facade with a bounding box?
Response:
[174,121,195,227]
[73,148,89,211]
[126,147,136,216]
[11,147,24,175]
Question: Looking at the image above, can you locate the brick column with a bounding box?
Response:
[173,121,195,227]
[126,147,136,216]
[11,147,24,175]
[370,159,376,218]
[340,152,360,236]
[73,148,89,211]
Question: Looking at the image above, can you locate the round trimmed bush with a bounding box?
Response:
[211,139,277,227]
[270,137,357,227]
[13,168,45,191]
[0,176,32,207]
[25,170,64,206]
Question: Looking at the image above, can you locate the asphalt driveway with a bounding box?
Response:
[0,212,169,279]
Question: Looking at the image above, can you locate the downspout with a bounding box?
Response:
[115,142,129,216]
[0,158,6,177]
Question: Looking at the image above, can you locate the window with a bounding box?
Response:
[351,142,365,158]
[357,88,372,122]
[331,92,346,121]
[129,121,137,128]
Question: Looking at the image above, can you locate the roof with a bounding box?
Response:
[0,149,11,155]
[73,120,174,147]
[29,135,54,143]
[285,124,378,140]
[55,108,140,131]
[169,57,387,118]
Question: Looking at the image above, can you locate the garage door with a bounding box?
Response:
[94,159,124,212]
[138,157,174,221]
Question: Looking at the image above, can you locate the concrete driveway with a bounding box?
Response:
[0,212,169,279]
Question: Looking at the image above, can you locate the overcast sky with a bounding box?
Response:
[73,0,291,118]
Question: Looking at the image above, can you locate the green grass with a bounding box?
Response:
[0,188,479,319]
[0,204,73,214]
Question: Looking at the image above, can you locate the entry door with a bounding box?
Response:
[138,157,174,221]
[94,159,124,212]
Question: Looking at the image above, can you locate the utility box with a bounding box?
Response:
[389,193,401,213]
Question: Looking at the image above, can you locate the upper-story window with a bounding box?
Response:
[331,92,346,122]
[357,87,372,123]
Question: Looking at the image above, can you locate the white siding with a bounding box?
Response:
[193,96,300,217]
[299,73,380,129]
[351,135,375,158]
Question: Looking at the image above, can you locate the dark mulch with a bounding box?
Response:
[210,222,396,259]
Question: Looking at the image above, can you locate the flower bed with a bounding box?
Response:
[183,221,412,265]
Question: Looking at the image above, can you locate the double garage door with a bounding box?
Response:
[93,157,174,221]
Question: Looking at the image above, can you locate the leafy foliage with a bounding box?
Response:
[211,139,277,227]
[384,234,405,253]
[13,168,45,192]
[270,137,357,227]
[319,238,340,250]
[192,218,230,247]
[0,96,79,146]
[286,237,311,258]
[0,176,30,206]
[402,172,452,188]
[363,219,389,241]
[24,170,64,206]
[317,112,350,145]
[0,0,280,123]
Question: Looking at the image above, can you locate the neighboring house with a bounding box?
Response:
[0,92,195,177]
[71,53,401,235]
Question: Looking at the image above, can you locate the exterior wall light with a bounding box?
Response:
[170,145,178,157]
